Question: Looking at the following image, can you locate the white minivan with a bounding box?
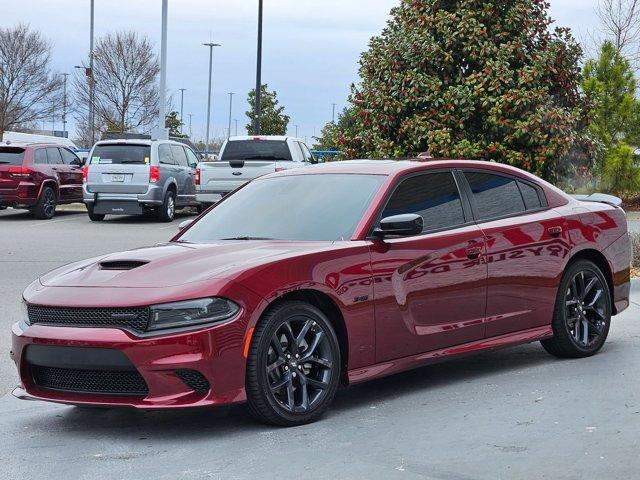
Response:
[195,136,316,205]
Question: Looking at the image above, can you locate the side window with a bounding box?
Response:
[60,148,80,165]
[381,172,466,234]
[519,181,543,210]
[46,147,64,165]
[464,172,525,220]
[158,144,175,165]
[35,149,48,164]
[170,144,189,167]
[299,143,315,163]
[185,147,199,168]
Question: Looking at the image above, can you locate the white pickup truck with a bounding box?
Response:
[195,135,316,205]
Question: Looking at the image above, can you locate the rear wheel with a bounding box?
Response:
[87,204,105,222]
[541,260,612,358]
[246,301,341,426]
[156,190,175,222]
[32,186,56,220]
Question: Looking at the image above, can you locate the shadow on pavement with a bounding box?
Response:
[16,342,570,439]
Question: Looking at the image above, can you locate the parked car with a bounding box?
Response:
[12,160,630,426]
[196,135,315,205]
[0,142,84,219]
[1,131,79,150]
[83,139,200,222]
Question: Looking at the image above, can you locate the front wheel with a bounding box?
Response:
[541,260,612,358]
[246,301,341,426]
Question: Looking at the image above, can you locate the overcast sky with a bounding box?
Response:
[3,0,601,143]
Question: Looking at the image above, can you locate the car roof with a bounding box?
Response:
[271,159,529,176]
[268,159,571,207]
[0,142,68,149]
[227,135,299,142]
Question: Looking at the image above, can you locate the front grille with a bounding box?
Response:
[31,365,149,396]
[175,369,210,393]
[27,305,150,333]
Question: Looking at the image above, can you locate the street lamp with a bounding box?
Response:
[234,119,238,136]
[254,0,264,135]
[294,125,299,137]
[187,113,193,138]
[332,103,337,123]
[61,73,70,136]
[227,92,234,139]
[157,0,169,140]
[179,88,186,134]
[203,42,222,151]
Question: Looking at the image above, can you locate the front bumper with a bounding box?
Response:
[11,312,253,409]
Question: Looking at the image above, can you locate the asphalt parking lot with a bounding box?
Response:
[0,205,639,480]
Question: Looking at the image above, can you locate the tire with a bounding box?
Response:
[541,260,612,358]
[246,301,341,426]
[87,204,105,222]
[156,190,176,222]
[32,186,57,220]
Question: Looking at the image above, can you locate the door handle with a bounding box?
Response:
[548,226,563,237]
[465,246,482,260]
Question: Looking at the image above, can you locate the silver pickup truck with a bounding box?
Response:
[195,136,316,205]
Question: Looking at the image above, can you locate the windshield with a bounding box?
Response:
[90,144,151,165]
[0,147,25,165]
[180,174,385,242]
[220,140,292,161]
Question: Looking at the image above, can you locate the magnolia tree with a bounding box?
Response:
[340,0,592,179]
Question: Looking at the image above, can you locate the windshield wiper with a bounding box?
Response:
[220,236,275,241]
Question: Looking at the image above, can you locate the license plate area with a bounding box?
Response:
[110,174,125,182]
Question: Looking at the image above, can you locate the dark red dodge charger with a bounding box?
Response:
[11,160,631,426]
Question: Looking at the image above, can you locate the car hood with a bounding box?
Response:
[39,241,333,288]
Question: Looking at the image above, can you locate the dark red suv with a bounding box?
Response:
[0,143,85,219]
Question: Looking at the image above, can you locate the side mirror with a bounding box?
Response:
[373,214,423,238]
[178,219,194,231]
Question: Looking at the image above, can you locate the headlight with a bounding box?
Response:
[148,297,240,332]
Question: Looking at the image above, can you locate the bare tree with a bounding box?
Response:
[0,24,62,136]
[595,0,640,64]
[74,31,159,137]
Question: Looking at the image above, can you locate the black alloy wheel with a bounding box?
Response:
[542,260,612,358]
[32,186,56,220]
[246,301,341,426]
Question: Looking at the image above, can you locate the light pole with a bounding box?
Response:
[89,0,95,144]
[294,125,299,137]
[61,73,70,136]
[203,42,221,151]
[227,92,234,138]
[332,103,336,123]
[254,0,264,135]
[179,88,186,134]
[187,114,193,138]
[157,0,169,140]
[234,119,238,136]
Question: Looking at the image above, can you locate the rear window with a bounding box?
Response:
[220,140,292,161]
[90,144,151,165]
[0,147,25,166]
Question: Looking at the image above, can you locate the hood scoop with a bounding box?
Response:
[99,260,149,271]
